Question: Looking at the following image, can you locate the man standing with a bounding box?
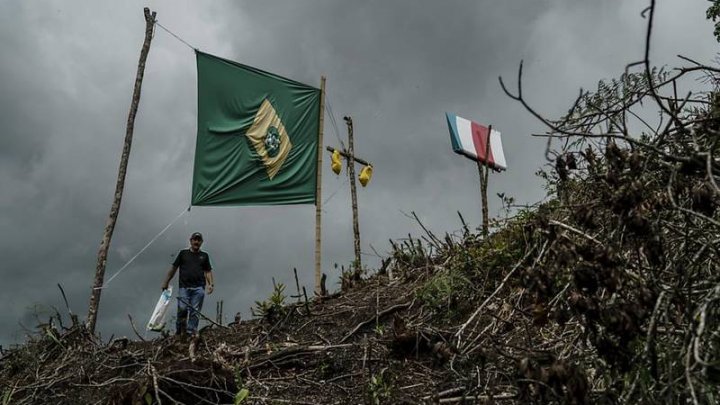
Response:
[161,232,214,336]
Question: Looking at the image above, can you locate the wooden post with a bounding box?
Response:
[314,76,326,296]
[216,300,223,325]
[324,138,371,277]
[343,117,362,270]
[293,267,301,302]
[476,125,492,236]
[87,8,156,334]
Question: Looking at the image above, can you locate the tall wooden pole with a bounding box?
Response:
[343,117,362,270]
[314,76,326,296]
[87,8,156,334]
[476,125,492,236]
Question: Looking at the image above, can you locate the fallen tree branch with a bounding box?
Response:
[339,300,414,343]
[247,343,354,370]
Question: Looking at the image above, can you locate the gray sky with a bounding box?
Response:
[0,0,716,346]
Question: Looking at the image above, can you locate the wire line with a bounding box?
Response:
[95,206,191,290]
[155,21,197,51]
[322,176,350,206]
[325,97,346,151]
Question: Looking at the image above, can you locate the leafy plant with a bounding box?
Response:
[416,213,529,322]
[251,282,286,323]
[708,2,720,42]
[389,236,429,271]
[368,368,392,405]
[417,268,472,321]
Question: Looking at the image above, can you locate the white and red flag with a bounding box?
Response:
[445,113,507,171]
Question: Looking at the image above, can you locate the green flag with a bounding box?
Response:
[192,51,321,206]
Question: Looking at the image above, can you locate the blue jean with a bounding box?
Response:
[176,286,205,335]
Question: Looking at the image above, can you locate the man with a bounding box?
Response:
[161,232,214,336]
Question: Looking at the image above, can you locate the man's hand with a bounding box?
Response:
[162,266,178,292]
[206,284,214,295]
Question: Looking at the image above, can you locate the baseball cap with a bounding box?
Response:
[190,232,203,241]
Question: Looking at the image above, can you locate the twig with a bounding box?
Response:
[438,393,516,403]
[548,219,602,245]
[325,372,362,383]
[246,398,317,405]
[422,386,466,399]
[149,361,162,405]
[57,284,73,317]
[685,341,699,405]
[176,297,228,329]
[410,211,443,248]
[302,286,311,316]
[127,314,146,342]
[293,268,301,301]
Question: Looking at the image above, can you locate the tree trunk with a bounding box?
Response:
[86,8,156,334]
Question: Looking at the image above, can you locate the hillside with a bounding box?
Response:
[4,9,720,404]
[0,221,597,404]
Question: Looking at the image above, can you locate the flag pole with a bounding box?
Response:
[476,124,492,236]
[87,7,156,334]
[315,76,326,296]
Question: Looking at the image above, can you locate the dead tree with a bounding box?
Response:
[87,8,156,334]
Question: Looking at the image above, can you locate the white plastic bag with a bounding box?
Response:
[147,287,172,332]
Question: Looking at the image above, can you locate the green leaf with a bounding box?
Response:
[144,392,153,405]
[234,388,249,404]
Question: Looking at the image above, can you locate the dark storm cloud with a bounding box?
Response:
[0,0,715,346]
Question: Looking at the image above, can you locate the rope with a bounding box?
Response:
[95,206,191,290]
[322,176,350,207]
[155,21,197,51]
[325,97,346,151]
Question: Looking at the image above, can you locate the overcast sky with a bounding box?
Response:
[0,0,716,346]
